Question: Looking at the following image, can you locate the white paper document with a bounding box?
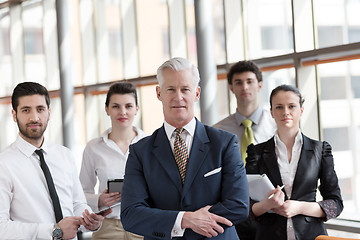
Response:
[246,174,275,201]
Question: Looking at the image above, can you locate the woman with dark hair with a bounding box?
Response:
[80,82,145,240]
[246,84,343,240]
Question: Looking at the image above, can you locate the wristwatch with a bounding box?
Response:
[52,223,63,240]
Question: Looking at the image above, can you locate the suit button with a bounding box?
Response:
[152,232,165,238]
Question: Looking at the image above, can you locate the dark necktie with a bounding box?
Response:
[173,128,189,184]
[35,149,63,223]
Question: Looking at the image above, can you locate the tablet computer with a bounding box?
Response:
[107,179,124,193]
[95,202,121,215]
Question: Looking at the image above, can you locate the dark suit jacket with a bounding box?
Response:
[121,119,249,240]
[246,134,343,240]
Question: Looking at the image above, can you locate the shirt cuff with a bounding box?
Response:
[171,211,185,237]
[37,223,53,240]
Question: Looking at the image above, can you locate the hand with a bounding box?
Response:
[266,185,285,209]
[181,205,232,238]
[58,216,82,240]
[272,200,300,218]
[81,209,106,231]
[252,186,285,217]
[98,188,121,208]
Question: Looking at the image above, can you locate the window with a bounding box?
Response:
[323,127,350,151]
[261,26,293,50]
[318,61,360,221]
[351,76,360,98]
[317,26,343,48]
[320,76,347,100]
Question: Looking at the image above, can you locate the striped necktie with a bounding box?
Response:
[173,128,189,184]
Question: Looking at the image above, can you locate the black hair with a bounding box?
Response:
[270,84,305,109]
[11,82,50,112]
[227,60,263,85]
[105,82,138,107]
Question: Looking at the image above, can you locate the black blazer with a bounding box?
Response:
[246,134,343,240]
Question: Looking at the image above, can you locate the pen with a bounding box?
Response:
[268,185,285,199]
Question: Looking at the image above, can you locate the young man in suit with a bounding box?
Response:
[213,61,276,239]
[121,57,249,240]
[214,60,276,161]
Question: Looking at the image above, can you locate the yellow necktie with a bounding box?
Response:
[241,119,254,163]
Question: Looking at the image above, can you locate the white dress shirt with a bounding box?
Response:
[163,118,196,237]
[79,127,146,219]
[0,135,92,240]
[274,130,303,240]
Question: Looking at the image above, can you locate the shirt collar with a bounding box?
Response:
[164,117,196,140]
[274,129,303,146]
[235,106,263,126]
[101,127,141,144]
[101,128,112,143]
[15,134,49,157]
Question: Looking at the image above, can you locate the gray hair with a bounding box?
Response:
[156,57,200,87]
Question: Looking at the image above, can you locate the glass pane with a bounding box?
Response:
[139,84,163,134]
[318,60,360,221]
[323,127,349,151]
[0,104,17,150]
[136,0,169,76]
[213,0,226,64]
[262,68,296,108]
[217,78,230,119]
[185,0,197,65]
[95,0,123,82]
[0,7,12,96]
[22,2,46,85]
[244,0,293,59]
[320,76,346,100]
[351,76,360,98]
[314,0,360,48]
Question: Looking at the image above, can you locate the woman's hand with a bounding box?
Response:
[252,185,285,217]
[272,200,300,218]
[267,185,285,208]
[273,200,326,218]
[81,209,105,231]
[98,188,121,208]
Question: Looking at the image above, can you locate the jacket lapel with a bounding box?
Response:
[152,126,183,193]
[262,138,284,188]
[291,135,314,199]
[182,120,209,198]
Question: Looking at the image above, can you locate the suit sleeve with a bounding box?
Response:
[121,144,179,239]
[317,141,343,220]
[209,134,250,225]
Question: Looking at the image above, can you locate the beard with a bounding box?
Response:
[17,118,48,141]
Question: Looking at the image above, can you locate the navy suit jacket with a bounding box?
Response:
[246,134,343,240]
[121,120,249,240]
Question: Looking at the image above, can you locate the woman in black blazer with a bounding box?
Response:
[246,84,343,240]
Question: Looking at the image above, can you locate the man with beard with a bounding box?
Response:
[0,82,108,240]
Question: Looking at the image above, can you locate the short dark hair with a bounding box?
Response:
[227,60,263,85]
[11,82,50,112]
[105,82,138,107]
[270,84,305,109]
